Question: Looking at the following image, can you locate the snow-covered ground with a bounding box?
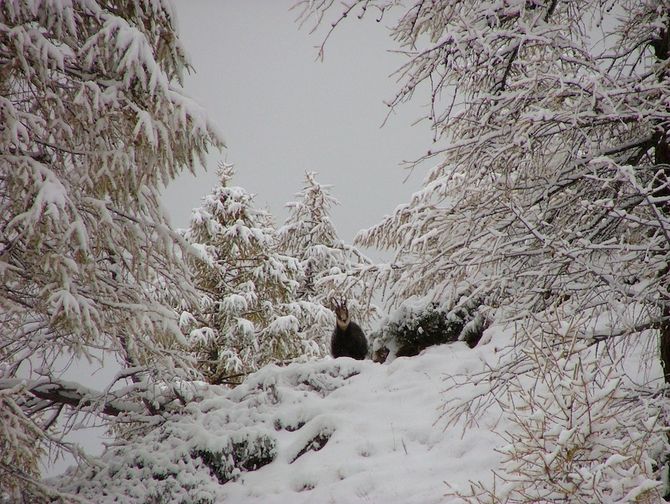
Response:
[60,341,505,503]
[58,320,667,504]
[222,343,501,504]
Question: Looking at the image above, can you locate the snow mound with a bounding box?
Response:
[59,343,502,503]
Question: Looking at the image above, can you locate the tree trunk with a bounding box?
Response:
[650,15,670,500]
[656,143,670,385]
[652,13,670,382]
[662,305,670,384]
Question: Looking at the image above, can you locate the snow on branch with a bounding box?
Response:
[1,2,221,497]
[0,378,146,417]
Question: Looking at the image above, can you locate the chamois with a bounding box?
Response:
[330,298,368,360]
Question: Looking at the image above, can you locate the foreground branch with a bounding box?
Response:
[0,378,146,417]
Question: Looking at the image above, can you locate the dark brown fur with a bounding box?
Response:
[330,298,368,360]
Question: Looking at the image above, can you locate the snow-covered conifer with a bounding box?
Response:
[0,1,220,498]
[277,172,377,346]
[181,164,324,384]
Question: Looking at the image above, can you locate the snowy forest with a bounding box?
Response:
[1,0,670,503]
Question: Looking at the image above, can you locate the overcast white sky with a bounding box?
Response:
[163,1,433,243]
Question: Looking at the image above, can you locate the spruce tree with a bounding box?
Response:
[277,172,377,347]
[181,164,325,384]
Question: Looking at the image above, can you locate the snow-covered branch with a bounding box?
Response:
[1,1,221,498]
[0,378,146,417]
[298,0,670,500]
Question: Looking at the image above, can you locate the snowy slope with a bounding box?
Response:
[59,324,667,504]
[222,343,501,504]
[60,342,504,504]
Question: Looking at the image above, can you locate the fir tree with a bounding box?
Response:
[181,164,325,384]
[277,172,377,345]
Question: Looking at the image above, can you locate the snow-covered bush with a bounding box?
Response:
[0,389,47,502]
[66,423,276,504]
[58,359,368,503]
[370,290,487,362]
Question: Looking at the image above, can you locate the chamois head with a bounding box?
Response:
[330,297,350,330]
